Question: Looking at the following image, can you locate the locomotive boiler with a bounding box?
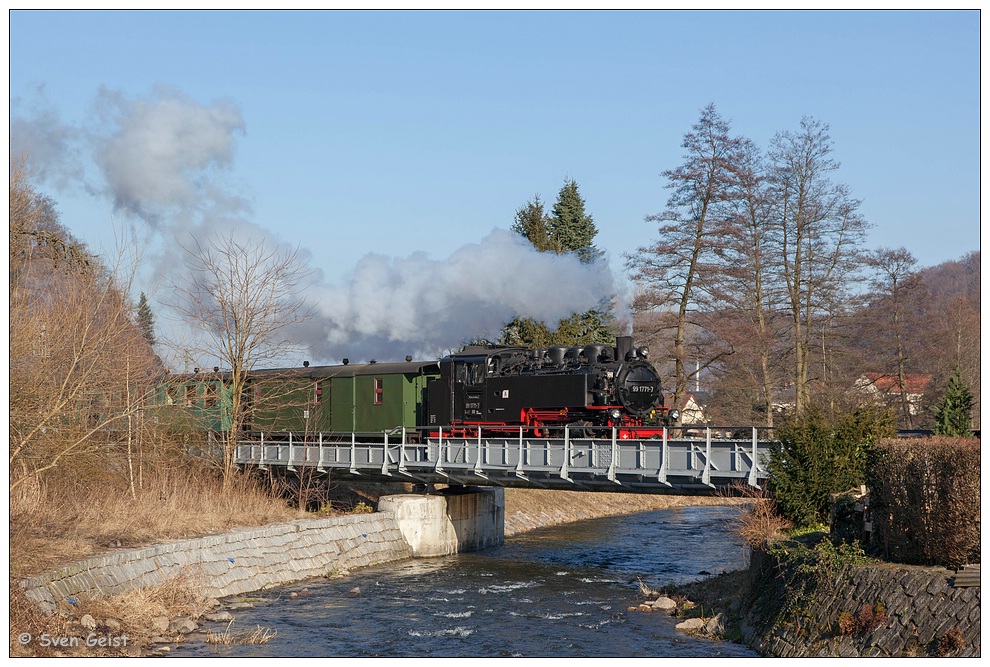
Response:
[426,336,674,438]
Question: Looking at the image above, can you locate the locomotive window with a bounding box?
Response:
[314,380,323,402]
[185,384,195,407]
[374,378,384,405]
[455,360,485,385]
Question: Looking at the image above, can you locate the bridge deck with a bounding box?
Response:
[234,427,777,495]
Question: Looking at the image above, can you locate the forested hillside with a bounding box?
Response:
[644,250,980,430]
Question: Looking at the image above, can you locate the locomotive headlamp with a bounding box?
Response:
[669,409,680,422]
[609,408,623,420]
[637,346,649,359]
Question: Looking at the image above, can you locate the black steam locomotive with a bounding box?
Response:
[427,335,673,438]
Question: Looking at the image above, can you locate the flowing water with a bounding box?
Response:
[173,505,758,657]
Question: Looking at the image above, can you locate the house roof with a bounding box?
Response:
[857,372,932,395]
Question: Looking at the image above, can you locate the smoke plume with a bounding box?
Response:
[12,86,620,365]
[303,228,617,361]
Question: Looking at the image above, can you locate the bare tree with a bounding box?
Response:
[711,137,790,425]
[863,247,922,427]
[768,117,869,414]
[626,104,742,415]
[9,159,159,492]
[169,233,313,493]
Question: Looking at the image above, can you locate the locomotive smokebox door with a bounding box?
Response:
[615,361,663,416]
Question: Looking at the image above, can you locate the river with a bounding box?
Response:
[172,505,757,657]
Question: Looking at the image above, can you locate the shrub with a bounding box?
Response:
[933,369,974,436]
[867,437,980,567]
[767,405,895,527]
[727,484,793,549]
[836,603,889,636]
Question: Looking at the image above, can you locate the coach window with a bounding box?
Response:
[205,382,218,408]
[185,384,195,407]
[374,378,384,405]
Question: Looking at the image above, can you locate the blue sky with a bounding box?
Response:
[8,9,983,362]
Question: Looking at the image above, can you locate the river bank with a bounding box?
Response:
[24,485,975,658]
[503,487,749,536]
[12,487,745,656]
[502,489,980,657]
[674,549,981,657]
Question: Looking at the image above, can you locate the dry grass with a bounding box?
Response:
[205,620,277,645]
[9,460,299,579]
[9,571,210,657]
[722,483,792,548]
[503,487,753,536]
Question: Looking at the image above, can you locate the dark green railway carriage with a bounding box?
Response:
[150,372,234,433]
[152,360,440,438]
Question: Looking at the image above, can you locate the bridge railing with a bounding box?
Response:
[232,425,778,493]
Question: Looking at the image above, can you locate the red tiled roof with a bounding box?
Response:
[858,373,932,395]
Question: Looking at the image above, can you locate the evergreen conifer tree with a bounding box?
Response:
[502,179,614,347]
[933,369,974,436]
[549,178,601,263]
[137,292,157,347]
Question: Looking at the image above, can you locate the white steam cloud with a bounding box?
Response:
[11,86,246,222]
[92,86,245,219]
[12,86,621,366]
[304,228,616,361]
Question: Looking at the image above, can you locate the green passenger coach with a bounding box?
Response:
[153,360,440,440]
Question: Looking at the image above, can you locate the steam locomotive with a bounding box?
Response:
[154,336,675,440]
[428,335,672,437]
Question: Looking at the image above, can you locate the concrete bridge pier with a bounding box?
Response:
[378,487,504,557]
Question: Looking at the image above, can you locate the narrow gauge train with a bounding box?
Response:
[153,336,676,441]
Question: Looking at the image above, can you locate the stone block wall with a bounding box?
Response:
[746,563,981,657]
[20,513,413,614]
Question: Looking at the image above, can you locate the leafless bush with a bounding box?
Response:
[725,483,793,549]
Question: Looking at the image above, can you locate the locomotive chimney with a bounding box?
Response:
[616,336,633,362]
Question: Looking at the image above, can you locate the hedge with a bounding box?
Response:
[867,437,980,568]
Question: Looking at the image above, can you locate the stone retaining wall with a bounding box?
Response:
[20,513,413,615]
[745,560,981,657]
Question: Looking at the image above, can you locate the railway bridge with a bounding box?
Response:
[233,426,777,495]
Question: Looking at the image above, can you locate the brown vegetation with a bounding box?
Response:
[10,570,211,657]
[867,437,981,568]
[726,484,793,549]
[10,462,299,580]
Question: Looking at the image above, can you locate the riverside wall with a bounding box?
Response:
[19,489,506,615]
[741,557,981,657]
[19,513,413,615]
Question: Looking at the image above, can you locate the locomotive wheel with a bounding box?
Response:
[569,420,593,439]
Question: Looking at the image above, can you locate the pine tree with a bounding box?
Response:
[511,195,558,253]
[137,292,157,347]
[933,369,974,436]
[502,179,613,347]
[549,178,601,263]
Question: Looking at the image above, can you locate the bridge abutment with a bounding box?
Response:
[379,487,505,557]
